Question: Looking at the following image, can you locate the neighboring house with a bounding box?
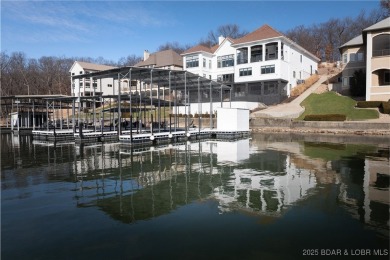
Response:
[339,17,390,101]
[181,24,319,109]
[135,49,183,70]
[339,35,365,92]
[70,61,119,98]
[134,49,183,97]
[70,50,183,107]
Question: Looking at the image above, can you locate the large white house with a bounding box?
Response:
[181,24,320,110]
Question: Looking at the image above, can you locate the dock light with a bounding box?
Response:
[168,133,173,138]
[150,135,155,141]
[186,133,191,137]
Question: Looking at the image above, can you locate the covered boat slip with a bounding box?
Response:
[70,66,246,144]
[2,67,249,143]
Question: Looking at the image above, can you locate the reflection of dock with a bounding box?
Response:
[31,128,250,144]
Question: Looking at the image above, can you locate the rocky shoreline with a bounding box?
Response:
[251,127,390,136]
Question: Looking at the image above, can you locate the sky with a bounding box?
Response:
[1,0,382,62]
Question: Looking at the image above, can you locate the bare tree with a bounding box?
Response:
[156,41,193,54]
[206,24,248,46]
[380,0,390,16]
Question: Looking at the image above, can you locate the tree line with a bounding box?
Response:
[1,1,388,97]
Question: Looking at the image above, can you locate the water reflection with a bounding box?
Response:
[1,133,389,258]
[2,133,388,228]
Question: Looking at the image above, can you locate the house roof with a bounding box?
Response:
[363,17,390,32]
[135,49,182,68]
[75,61,116,71]
[339,35,363,49]
[232,24,284,45]
[181,44,216,55]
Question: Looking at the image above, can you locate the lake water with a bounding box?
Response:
[1,133,389,259]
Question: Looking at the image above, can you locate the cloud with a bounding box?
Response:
[2,1,174,44]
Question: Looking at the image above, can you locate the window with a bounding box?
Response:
[186,55,199,68]
[203,58,206,68]
[261,65,275,74]
[293,71,296,78]
[79,71,83,74]
[93,83,97,88]
[209,75,212,80]
[203,74,206,78]
[217,55,234,68]
[343,53,347,63]
[80,82,83,87]
[85,82,90,88]
[350,53,356,62]
[300,55,302,63]
[71,72,75,76]
[299,71,301,79]
[108,84,113,88]
[239,68,252,76]
[372,34,390,57]
[217,74,234,83]
[264,82,278,95]
[343,77,348,86]
[357,52,364,61]
[265,43,278,60]
[384,71,390,84]
[251,45,262,62]
[237,48,248,64]
[209,60,212,69]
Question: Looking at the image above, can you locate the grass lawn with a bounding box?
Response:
[297,92,379,121]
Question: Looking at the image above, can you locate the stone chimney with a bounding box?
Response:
[218,35,225,45]
[144,50,150,61]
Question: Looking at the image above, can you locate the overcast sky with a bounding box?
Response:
[1,0,381,61]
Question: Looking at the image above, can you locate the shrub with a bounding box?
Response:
[356,101,382,108]
[380,102,390,114]
[303,114,346,121]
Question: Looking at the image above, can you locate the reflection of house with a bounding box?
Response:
[213,154,317,215]
[182,24,319,108]
[339,17,390,101]
[338,156,389,236]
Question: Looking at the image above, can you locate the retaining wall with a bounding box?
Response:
[250,118,390,131]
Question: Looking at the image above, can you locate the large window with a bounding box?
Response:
[350,52,364,62]
[217,74,234,83]
[372,34,390,57]
[186,55,199,68]
[203,58,206,68]
[343,53,347,63]
[237,48,248,64]
[264,82,278,95]
[251,45,263,62]
[239,68,252,76]
[261,65,275,74]
[217,55,234,68]
[265,42,278,60]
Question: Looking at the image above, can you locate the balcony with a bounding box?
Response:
[373,49,390,57]
[236,57,248,65]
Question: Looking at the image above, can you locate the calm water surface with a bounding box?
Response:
[1,133,389,259]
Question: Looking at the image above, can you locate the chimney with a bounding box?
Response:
[144,50,150,61]
[218,35,225,45]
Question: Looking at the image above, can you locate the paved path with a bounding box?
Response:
[251,75,328,119]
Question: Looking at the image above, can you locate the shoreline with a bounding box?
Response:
[251,127,390,136]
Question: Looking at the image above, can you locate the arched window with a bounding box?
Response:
[372,34,390,57]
